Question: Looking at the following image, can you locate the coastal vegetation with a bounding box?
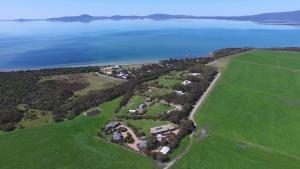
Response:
[0,67,98,131]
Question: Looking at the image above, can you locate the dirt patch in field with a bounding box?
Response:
[86,109,101,117]
[53,80,89,92]
[199,128,208,140]
[278,96,300,106]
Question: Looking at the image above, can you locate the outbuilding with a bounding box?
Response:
[182,80,192,86]
[160,146,170,155]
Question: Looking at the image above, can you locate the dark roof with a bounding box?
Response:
[139,104,147,109]
[113,131,122,141]
[105,122,120,130]
[138,141,148,150]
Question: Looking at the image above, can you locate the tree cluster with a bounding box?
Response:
[0,66,98,131]
[213,48,253,59]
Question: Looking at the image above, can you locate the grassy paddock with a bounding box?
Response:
[146,103,174,116]
[173,50,300,169]
[0,98,157,169]
[119,95,145,115]
[41,72,124,96]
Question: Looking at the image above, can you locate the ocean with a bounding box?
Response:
[1,19,300,71]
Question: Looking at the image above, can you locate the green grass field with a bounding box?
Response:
[146,103,174,116]
[173,50,300,169]
[0,98,157,169]
[143,86,173,98]
[158,75,181,89]
[119,95,145,115]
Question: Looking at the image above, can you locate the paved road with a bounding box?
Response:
[163,72,221,169]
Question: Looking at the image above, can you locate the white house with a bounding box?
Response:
[176,90,185,96]
[182,80,192,86]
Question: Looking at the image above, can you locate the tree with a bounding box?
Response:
[147,135,159,150]
[157,153,170,162]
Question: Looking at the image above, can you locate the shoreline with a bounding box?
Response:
[0,59,160,72]
[0,55,210,72]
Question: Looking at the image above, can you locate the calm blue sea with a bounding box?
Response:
[1,19,300,70]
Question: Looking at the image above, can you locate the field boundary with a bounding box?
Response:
[213,132,300,161]
[163,72,222,169]
[233,59,300,72]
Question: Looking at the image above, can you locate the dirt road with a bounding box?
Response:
[163,72,221,169]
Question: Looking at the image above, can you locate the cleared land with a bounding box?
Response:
[173,50,300,169]
[146,103,174,116]
[0,98,157,169]
[42,72,124,96]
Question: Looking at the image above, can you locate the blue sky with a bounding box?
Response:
[1,0,300,19]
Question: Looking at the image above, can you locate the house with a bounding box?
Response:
[113,65,120,69]
[160,146,170,155]
[112,131,123,142]
[145,97,152,103]
[101,67,113,75]
[129,109,137,113]
[117,72,129,79]
[176,90,185,96]
[149,124,178,135]
[182,80,192,86]
[139,104,147,110]
[105,121,120,131]
[137,141,148,151]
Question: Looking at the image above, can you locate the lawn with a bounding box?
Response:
[173,50,300,169]
[143,86,173,98]
[146,103,174,116]
[158,75,182,89]
[125,119,173,136]
[0,98,157,169]
[119,95,145,115]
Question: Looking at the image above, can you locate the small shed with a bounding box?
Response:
[182,80,192,86]
[176,91,185,96]
[189,73,201,76]
[129,109,137,113]
[160,146,170,155]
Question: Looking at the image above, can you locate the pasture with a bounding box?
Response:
[0,98,157,169]
[173,50,300,169]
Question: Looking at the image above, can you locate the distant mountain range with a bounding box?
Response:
[6,10,300,25]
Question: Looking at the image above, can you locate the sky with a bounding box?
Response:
[1,0,300,19]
